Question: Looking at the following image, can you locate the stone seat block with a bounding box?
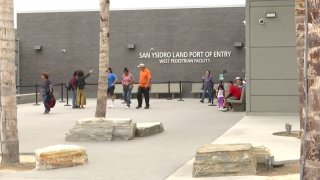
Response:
[135,122,164,137]
[36,145,88,170]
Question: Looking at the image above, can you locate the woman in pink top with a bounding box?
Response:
[122,68,134,108]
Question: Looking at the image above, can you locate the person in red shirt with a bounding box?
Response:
[223,81,242,111]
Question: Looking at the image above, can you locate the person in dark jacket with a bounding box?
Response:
[69,71,78,108]
[76,69,93,109]
[41,73,53,114]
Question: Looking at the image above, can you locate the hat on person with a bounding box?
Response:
[137,63,145,68]
[235,77,242,80]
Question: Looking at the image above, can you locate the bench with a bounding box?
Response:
[16,93,40,104]
[150,83,180,99]
[114,83,180,99]
[226,87,246,112]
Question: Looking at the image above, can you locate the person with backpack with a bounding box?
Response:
[76,69,93,109]
[41,72,53,114]
[68,71,78,108]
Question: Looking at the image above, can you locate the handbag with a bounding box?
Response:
[47,94,56,108]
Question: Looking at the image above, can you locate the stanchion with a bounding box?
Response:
[178,81,184,101]
[64,89,71,106]
[166,81,172,100]
[59,83,65,102]
[33,84,40,106]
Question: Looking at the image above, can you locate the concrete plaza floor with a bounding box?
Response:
[0,98,244,180]
[167,115,300,180]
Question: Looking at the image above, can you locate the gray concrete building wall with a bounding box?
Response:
[17,8,245,97]
[245,0,298,113]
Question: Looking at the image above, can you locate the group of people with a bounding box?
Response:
[40,63,152,114]
[200,70,245,112]
[105,63,152,109]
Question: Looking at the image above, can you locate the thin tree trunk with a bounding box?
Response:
[95,0,110,118]
[296,0,320,179]
[0,0,20,164]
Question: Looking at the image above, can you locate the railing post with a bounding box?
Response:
[178,81,184,101]
[33,84,40,106]
[60,83,65,102]
[64,88,71,106]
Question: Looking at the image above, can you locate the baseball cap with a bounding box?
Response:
[235,77,242,80]
[137,63,145,68]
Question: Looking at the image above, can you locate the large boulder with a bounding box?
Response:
[193,144,256,177]
[36,145,88,170]
[65,118,136,141]
[136,122,164,137]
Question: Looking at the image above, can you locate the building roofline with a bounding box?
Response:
[16,5,245,14]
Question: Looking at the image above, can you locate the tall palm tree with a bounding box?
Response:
[296,0,320,179]
[0,0,20,164]
[95,0,110,118]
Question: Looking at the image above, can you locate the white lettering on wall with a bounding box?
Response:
[138,51,231,64]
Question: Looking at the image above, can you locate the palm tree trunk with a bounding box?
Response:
[296,0,320,179]
[0,0,20,164]
[95,0,110,118]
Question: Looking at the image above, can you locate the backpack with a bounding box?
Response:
[65,81,73,91]
[77,78,86,89]
[47,95,56,108]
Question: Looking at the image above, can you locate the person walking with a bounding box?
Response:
[41,72,53,114]
[107,68,117,108]
[76,69,93,109]
[136,63,151,109]
[69,71,78,108]
[200,70,214,103]
[122,67,134,109]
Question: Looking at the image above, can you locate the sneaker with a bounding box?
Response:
[200,100,204,103]
[125,105,130,109]
[44,111,49,114]
[109,104,114,109]
[136,106,142,109]
[122,101,127,104]
[144,106,150,109]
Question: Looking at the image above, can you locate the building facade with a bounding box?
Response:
[17,7,245,97]
[245,0,298,113]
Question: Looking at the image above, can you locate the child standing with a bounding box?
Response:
[216,85,225,110]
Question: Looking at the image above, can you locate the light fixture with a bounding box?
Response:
[127,44,135,49]
[266,12,276,18]
[34,45,42,51]
[234,42,243,48]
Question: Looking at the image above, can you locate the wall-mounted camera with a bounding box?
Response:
[61,49,66,53]
[259,19,265,25]
[242,20,246,26]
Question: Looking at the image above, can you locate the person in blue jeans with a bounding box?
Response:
[107,68,117,108]
[200,70,214,104]
[122,68,134,109]
[69,71,78,108]
[41,73,53,114]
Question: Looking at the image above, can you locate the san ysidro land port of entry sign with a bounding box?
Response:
[138,51,232,64]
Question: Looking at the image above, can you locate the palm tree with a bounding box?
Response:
[0,0,20,164]
[296,0,320,179]
[95,0,110,118]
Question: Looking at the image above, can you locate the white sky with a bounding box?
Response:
[15,0,245,12]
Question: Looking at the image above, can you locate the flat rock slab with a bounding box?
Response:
[193,144,256,177]
[136,122,164,137]
[65,118,136,141]
[36,145,88,170]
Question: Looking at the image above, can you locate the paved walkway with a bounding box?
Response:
[166,115,300,180]
[0,99,244,180]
